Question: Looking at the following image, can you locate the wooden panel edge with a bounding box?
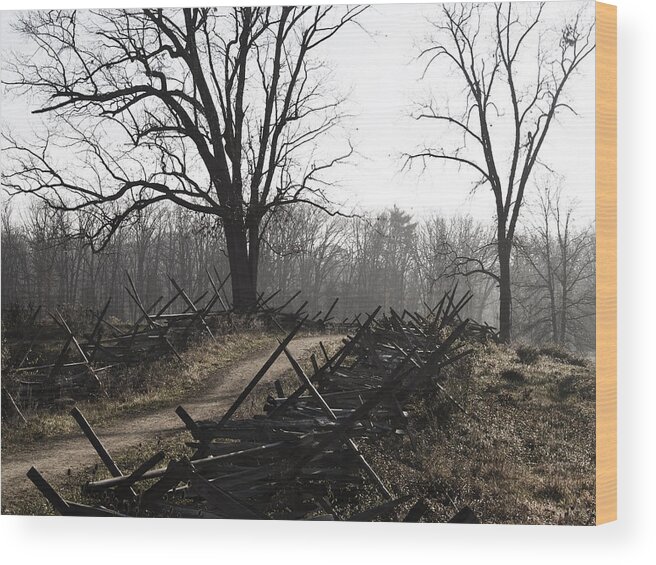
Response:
[595,1,617,526]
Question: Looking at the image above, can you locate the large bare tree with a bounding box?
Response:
[407,2,594,341]
[2,6,364,311]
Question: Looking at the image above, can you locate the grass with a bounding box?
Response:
[3,336,595,524]
[516,344,541,365]
[1,330,284,452]
[353,341,596,524]
[1,339,339,516]
[1,432,194,516]
[500,368,527,384]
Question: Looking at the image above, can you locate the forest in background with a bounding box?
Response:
[1,186,595,352]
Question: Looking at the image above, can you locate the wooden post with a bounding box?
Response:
[175,405,202,439]
[2,387,27,424]
[70,407,123,478]
[282,344,392,499]
[52,310,104,394]
[213,319,305,432]
[27,467,71,515]
[322,297,339,324]
[169,276,215,340]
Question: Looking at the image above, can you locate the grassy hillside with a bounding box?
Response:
[356,342,595,524]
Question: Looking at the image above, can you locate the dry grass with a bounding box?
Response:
[357,341,596,524]
[1,432,194,516]
[1,339,338,516]
[3,337,596,524]
[1,331,279,452]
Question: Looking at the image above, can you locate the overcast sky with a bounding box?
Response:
[0,1,595,226]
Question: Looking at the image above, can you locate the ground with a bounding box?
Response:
[1,334,595,524]
[1,332,338,513]
[357,342,596,524]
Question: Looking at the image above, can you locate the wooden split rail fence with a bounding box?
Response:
[26,289,490,523]
[2,270,358,415]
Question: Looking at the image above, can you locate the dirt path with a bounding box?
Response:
[1,335,334,501]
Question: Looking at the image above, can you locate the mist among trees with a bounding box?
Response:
[1,194,595,351]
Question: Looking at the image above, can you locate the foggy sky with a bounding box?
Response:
[0,1,596,226]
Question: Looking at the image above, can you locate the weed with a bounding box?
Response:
[540,344,588,367]
[516,344,541,365]
[536,480,567,503]
[501,368,526,384]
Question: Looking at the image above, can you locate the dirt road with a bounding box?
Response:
[1,335,334,501]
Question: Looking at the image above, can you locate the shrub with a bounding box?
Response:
[54,303,95,335]
[540,344,587,367]
[500,368,526,384]
[1,302,40,336]
[556,375,577,400]
[516,344,541,365]
[536,480,566,503]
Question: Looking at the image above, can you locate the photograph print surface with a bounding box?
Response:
[1,1,597,524]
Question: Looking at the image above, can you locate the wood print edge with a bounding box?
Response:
[595,1,617,526]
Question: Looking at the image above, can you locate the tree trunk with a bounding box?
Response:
[559,283,568,346]
[559,248,568,345]
[248,222,260,303]
[549,287,559,344]
[224,218,257,312]
[498,238,512,343]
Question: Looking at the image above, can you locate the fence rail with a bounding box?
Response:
[24,288,495,522]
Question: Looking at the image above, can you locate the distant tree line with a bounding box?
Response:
[1,194,595,351]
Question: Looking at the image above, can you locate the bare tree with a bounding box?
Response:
[2,6,364,311]
[1,206,30,308]
[416,214,497,322]
[406,2,594,341]
[514,182,595,347]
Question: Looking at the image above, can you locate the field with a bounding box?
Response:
[364,342,595,524]
[1,307,595,524]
